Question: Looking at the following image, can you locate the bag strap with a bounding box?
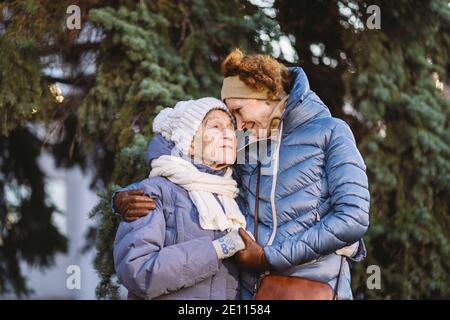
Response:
[334,255,345,300]
[254,161,261,243]
[252,162,264,297]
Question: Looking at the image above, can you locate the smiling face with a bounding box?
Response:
[189,109,236,169]
[225,98,279,140]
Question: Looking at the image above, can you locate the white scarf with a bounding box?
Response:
[149,155,246,232]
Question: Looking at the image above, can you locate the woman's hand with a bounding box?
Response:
[234,228,272,271]
[114,189,156,222]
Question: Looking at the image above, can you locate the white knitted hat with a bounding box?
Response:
[152,97,235,155]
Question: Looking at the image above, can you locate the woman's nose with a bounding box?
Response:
[223,129,235,141]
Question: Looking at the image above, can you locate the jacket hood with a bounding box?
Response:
[282,67,331,134]
[145,133,176,165]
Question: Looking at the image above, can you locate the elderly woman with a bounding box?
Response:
[113,97,248,300]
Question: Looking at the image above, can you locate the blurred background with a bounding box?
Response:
[0,0,449,299]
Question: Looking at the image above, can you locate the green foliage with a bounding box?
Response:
[0,128,68,295]
[88,186,122,300]
[76,0,276,298]
[0,5,57,134]
[347,1,450,299]
[87,133,149,299]
[0,1,72,295]
[276,0,450,299]
[0,0,275,297]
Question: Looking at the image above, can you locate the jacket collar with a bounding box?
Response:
[281,67,331,134]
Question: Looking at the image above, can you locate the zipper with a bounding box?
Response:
[267,121,284,246]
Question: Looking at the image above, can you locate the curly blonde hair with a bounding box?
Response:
[221,48,292,100]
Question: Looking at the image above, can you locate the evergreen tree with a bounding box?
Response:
[83,0,278,299]
[275,0,450,299]
[0,1,73,295]
[0,0,277,297]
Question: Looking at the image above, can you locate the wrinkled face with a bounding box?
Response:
[225,98,276,140]
[190,110,236,168]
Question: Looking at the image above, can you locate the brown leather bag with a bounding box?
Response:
[252,162,345,300]
[254,274,336,300]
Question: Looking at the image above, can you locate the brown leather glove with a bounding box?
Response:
[113,189,156,222]
[234,228,272,272]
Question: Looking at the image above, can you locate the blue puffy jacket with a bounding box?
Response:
[113,136,240,300]
[236,67,370,299]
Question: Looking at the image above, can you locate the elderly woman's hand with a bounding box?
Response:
[114,189,156,222]
[212,229,246,260]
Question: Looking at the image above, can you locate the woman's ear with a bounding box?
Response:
[189,140,195,158]
[189,130,202,161]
